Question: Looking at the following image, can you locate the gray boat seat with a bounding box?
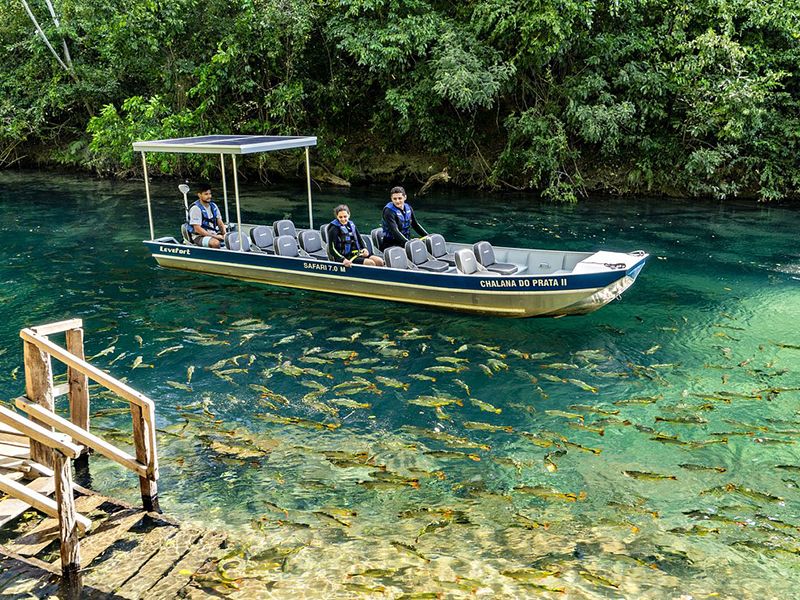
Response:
[384,246,417,270]
[273,219,297,239]
[371,228,385,252]
[406,239,449,272]
[425,234,456,265]
[319,224,329,243]
[299,230,328,259]
[181,225,192,244]
[249,225,275,254]
[360,235,383,258]
[473,241,518,275]
[225,232,251,252]
[454,248,488,275]
[274,234,303,257]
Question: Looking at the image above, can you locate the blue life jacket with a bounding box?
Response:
[381,202,412,240]
[330,219,358,256]
[187,200,221,234]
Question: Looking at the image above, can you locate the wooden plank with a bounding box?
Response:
[131,403,159,511]
[66,328,90,433]
[0,474,90,533]
[145,530,227,599]
[115,527,203,597]
[16,398,147,478]
[23,339,55,469]
[75,508,145,566]
[0,405,83,458]
[8,495,105,557]
[0,431,30,446]
[0,476,55,528]
[0,442,29,458]
[29,319,83,337]
[83,518,180,592]
[0,554,60,596]
[53,451,82,596]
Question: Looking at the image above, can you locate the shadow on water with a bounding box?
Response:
[1,171,799,597]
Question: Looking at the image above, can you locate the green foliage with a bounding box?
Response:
[1,0,799,200]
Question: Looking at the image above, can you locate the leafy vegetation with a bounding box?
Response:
[2,0,798,200]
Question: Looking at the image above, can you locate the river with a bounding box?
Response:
[1,170,799,598]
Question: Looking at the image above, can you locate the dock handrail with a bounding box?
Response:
[18,319,159,511]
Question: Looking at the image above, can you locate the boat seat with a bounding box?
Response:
[319,224,329,243]
[249,225,275,254]
[384,246,417,270]
[371,228,385,252]
[473,241,518,275]
[361,235,383,258]
[454,248,489,275]
[406,239,449,272]
[273,219,297,239]
[425,234,456,265]
[225,232,251,252]
[274,234,306,257]
[299,230,328,259]
[181,226,192,245]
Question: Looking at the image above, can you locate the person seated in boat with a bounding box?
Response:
[380,186,429,250]
[327,204,384,267]
[187,183,227,248]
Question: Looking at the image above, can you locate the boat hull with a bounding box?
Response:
[145,241,646,318]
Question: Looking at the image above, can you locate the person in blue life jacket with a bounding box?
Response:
[379,185,429,251]
[187,183,227,248]
[327,204,385,267]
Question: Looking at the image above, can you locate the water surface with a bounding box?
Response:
[0,171,799,598]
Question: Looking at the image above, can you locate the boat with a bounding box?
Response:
[132,135,648,317]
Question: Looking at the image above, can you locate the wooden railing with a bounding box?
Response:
[18,318,159,510]
[0,318,161,597]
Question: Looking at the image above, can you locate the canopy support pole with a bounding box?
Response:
[141,152,154,241]
[220,153,230,224]
[232,155,243,252]
[305,147,313,229]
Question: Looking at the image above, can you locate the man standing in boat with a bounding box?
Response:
[379,186,429,250]
[187,183,227,248]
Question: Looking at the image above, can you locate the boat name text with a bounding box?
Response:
[159,246,191,255]
[480,277,567,288]
[303,262,345,272]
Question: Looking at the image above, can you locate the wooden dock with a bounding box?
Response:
[0,319,229,598]
[0,477,227,598]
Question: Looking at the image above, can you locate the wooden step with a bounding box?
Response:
[0,476,55,528]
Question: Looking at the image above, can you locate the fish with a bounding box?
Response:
[425,365,464,373]
[475,344,505,358]
[313,511,351,527]
[520,432,556,448]
[88,345,115,361]
[409,373,437,382]
[613,395,662,405]
[655,415,708,424]
[436,356,469,365]
[544,449,566,472]
[330,398,371,409]
[379,348,409,358]
[510,513,549,530]
[513,485,586,502]
[701,483,784,504]
[298,356,332,365]
[478,364,493,377]
[390,541,429,562]
[274,334,297,346]
[644,344,661,355]
[375,375,409,390]
[423,450,481,461]
[108,351,128,365]
[166,380,192,391]
[463,421,513,433]
[540,373,564,383]
[454,344,469,353]
[486,358,509,371]
[500,568,560,582]
[186,365,195,384]
[623,470,677,481]
[320,350,358,360]
[545,410,584,420]
[565,378,598,393]
[134,335,143,347]
[415,519,451,542]
[470,398,501,414]
[453,379,470,395]
[408,395,463,408]
[568,404,619,415]
[562,440,601,454]
[156,345,184,357]
[580,569,619,589]
[403,427,489,450]
[568,422,605,436]
[131,356,153,369]
[540,362,579,370]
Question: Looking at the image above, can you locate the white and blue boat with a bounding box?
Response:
[133,135,647,318]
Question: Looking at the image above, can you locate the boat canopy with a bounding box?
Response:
[134,134,317,241]
[132,135,317,155]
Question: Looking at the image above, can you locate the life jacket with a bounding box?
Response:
[186,200,221,234]
[381,201,413,240]
[330,219,359,257]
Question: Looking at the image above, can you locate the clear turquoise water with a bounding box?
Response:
[1,170,799,598]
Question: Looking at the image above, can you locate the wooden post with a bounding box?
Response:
[130,404,159,512]
[23,339,55,469]
[54,450,82,599]
[65,327,90,471]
